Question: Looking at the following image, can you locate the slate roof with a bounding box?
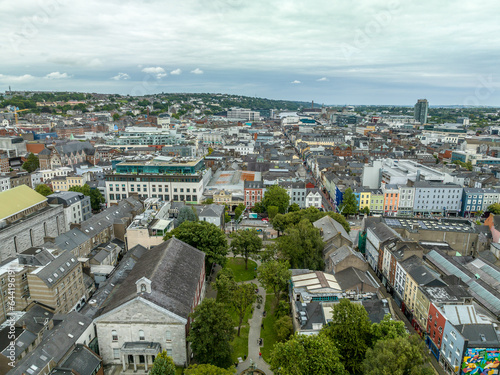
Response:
[370,222,401,243]
[50,228,90,253]
[7,312,92,375]
[329,245,365,267]
[335,267,379,292]
[31,251,79,287]
[100,237,205,320]
[408,264,445,287]
[455,324,500,347]
[56,344,101,375]
[313,215,351,244]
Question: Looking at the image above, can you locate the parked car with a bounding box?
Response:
[348,221,356,226]
[262,218,269,222]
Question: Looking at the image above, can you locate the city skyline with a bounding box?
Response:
[1,0,500,105]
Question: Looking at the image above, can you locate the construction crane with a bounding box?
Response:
[8,107,30,124]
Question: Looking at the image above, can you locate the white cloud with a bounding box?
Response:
[44,72,71,80]
[170,68,182,75]
[190,68,203,75]
[291,80,301,84]
[317,77,329,81]
[0,74,36,83]
[111,72,130,81]
[141,67,167,79]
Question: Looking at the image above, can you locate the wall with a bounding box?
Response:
[461,348,500,375]
[96,299,188,367]
[0,206,65,261]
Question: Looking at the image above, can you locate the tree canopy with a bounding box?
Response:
[339,187,358,216]
[184,364,236,375]
[370,314,408,343]
[277,219,324,270]
[272,207,350,235]
[230,229,262,270]
[257,259,291,303]
[35,184,53,197]
[234,203,246,221]
[363,335,432,375]
[175,206,198,227]
[150,351,175,375]
[488,203,500,215]
[22,153,39,173]
[322,299,373,374]
[187,299,235,369]
[269,333,347,375]
[262,185,290,214]
[68,184,105,211]
[232,283,258,336]
[164,221,228,267]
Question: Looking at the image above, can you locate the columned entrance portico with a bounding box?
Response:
[121,342,161,372]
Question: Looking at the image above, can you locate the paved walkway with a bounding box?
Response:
[237,276,272,375]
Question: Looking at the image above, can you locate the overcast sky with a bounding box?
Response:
[1,0,500,105]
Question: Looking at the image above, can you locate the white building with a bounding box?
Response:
[95,238,206,369]
[305,189,322,209]
[0,176,10,192]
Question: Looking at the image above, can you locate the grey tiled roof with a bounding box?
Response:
[7,312,92,375]
[100,237,205,319]
[33,251,79,287]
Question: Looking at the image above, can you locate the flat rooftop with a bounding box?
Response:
[384,217,474,233]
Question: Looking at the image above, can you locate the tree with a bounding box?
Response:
[22,153,39,173]
[262,184,290,214]
[175,206,198,226]
[339,188,358,216]
[207,147,214,155]
[363,335,431,375]
[150,350,175,375]
[267,205,279,220]
[252,201,265,213]
[277,219,324,270]
[188,299,234,368]
[232,283,258,336]
[275,315,293,342]
[68,184,105,211]
[230,229,262,270]
[164,221,228,267]
[488,203,500,215]
[269,333,346,375]
[213,268,237,304]
[35,184,53,197]
[288,203,300,212]
[112,113,120,121]
[322,299,372,374]
[370,314,408,343]
[257,260,291,303]
[234,203,246,221]
[272,213,288,236]
[184,364,235,375]
[203,198,214,204]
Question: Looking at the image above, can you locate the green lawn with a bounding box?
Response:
[228,305,253,327]
[226,257,257,282]
[231,325,250,363]
[260,294,279,361]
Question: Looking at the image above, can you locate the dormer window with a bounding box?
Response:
[136,277,152,294]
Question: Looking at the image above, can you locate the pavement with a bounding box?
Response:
[236,275,272,375]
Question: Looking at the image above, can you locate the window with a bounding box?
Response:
[139,330,145,340]
[167,349,172,357]
[166,330,172,341]
[112,330,118,341]
[113,348,120,359]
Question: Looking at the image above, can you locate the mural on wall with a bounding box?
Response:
[461,348,500,374]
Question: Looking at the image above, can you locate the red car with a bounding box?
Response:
[261,218,269,222]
